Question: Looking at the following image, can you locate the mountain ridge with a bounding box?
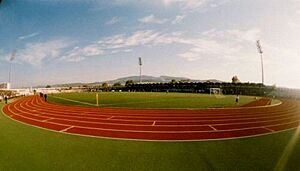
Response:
[36,75,224,88]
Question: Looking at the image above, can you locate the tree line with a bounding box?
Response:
[87,80,275,97]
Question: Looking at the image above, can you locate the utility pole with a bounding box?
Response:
[256,40,264,85]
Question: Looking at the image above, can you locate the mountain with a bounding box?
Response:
[102,75,192,84]
[102,75,224,84]
[38,75,224,88]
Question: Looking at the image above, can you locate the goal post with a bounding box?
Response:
[210,88,222,96]
[96,93,99,106]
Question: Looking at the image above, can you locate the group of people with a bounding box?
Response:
[1,92,49,104]
[39,92,48,102]
[0,96,8,104]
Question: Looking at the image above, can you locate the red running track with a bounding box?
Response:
[2,96,300,141]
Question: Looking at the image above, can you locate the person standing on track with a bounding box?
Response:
[44,94,48,102]
[4,96,8,104]
[235,95,239,104]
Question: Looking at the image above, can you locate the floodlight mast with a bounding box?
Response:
[139,57,142,83]
[256,40,264,85]
[8,50,16,89]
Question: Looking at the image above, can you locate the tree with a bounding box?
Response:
[113,82,122,87]
[170,79,177,84]
[125,80,134,86]
[102,82,109,92]
[102,82,108,87]
[45,85,51,88]
[232,75,240,83]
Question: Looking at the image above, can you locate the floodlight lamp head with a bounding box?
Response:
[256,40,263,54]
[10,50,17,61]
[138,57,142,66]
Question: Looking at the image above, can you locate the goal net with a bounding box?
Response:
[210,88,224,98]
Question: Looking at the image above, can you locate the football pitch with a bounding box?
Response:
[48,92,257,108]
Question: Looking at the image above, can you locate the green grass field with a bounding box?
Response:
[48,92,258,109]
[1,101,300,170]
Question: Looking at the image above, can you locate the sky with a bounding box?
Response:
[0,0,300,88]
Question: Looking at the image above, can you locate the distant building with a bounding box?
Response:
[0,82,10,90]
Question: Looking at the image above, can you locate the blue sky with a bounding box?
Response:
[0,0,300,88]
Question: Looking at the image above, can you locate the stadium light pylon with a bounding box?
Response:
[139,57,142,83]
[256,40,264,85]
[8,50,16,89]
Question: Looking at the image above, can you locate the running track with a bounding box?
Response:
[2,96,300,141]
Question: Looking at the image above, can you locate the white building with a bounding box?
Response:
[0,82,10,90]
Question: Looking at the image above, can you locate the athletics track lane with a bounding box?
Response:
[2,96,300,140]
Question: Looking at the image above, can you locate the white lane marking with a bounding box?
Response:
[209,125,217,131]
[60,126,75,132]
[107,116,114,120]
[263,127,275,132]
[50,96,97,106]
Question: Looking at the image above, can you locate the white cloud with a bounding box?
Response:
[18,39,72,66]
[226,28,261,42]
[179,39,240,61]
[111,49,132,54]
[62,44,104,62]
[163,0,206,9]
[179,28,262,61]
[287,20,298,28]
[105,17,120,25]
[172,15,185,24]
[62,28,262,64]
[162,0,229,11]
[62,30,182,62]
[18,32,40,40]
[290,0,300,3]
[60,27,264,65]
[98,30,188,48]
[138,14,168,24]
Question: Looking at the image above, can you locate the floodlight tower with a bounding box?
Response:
[138,57,142,83]
[8,50,16,90]
[256,40,264,85]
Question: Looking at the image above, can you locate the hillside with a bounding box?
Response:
[38,75,223,88]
